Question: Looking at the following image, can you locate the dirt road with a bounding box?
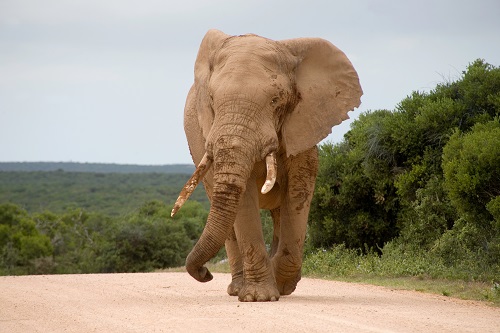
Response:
[1,272,499,332]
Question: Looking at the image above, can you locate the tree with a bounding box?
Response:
[308,59,500,275]
[0,204,53,275]
[438,120,500,268]
[309,131,400,251]
[108,200,206,272]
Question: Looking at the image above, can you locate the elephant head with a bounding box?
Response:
[172,30,362,283]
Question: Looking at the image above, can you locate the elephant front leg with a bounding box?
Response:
[225,227,243,296]
[234,178,280,302]
[272,147,318,295]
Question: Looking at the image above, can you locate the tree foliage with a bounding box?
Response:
[309,136,399,251]
[0,201,207,275]
[309,59,500,280]
[0,204,53,274]
[438,120,500,269]
[443,120,500,222]
[109,200,206,272]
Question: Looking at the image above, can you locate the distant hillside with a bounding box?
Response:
[0,171,208,215]
[0,162,195,174]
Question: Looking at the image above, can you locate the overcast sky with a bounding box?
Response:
[1,0,499,165]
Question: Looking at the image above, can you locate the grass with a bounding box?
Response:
[310,275,500,306]
[301,244,500,306]
[163,245,500,306]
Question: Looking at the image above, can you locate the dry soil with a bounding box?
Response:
[1,272,499,332]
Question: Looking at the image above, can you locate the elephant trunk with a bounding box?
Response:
[185,141,255,282]
[183,97,279,282]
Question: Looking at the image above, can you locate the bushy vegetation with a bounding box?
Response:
[0,201,207,275]
[307,59,500,283]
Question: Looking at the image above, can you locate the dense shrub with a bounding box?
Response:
[308,59,500,281]
[309,137,399,251]
[0,204,53,274]
[437,119,500,273]
[442,120,500,223]
[109,200,205,272]
[0,201,207,275]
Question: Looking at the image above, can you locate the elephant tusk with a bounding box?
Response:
[171,153,212,217]
[261,152,277,194]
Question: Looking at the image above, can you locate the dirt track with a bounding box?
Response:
[1,272,499,332]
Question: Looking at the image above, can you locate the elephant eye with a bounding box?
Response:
[270,97,279,106]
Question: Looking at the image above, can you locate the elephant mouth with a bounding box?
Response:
[170,151,277,217]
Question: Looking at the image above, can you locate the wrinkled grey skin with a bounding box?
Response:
[180,29,362,302]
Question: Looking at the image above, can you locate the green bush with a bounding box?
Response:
[0,204,53,274]
[487,195,500,225]
[437,119,500,275]
[0,201,208,275]
[308,59,500,282]
[395,177,456,250]
[443,120,500,223]
[33,208,115,274]
[309,137,399,251]
[109,200,200,272]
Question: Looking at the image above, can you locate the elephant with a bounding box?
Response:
[171,29,362,302]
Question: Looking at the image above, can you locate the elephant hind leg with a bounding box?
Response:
[273,146,318,296]
[283,271,301,295]
[269,208,280,258]
[225,226,243,296]
[269,207,301,295]
[272,244,303,295]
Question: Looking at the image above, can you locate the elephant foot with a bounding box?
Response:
[272,250,303,296]
[276,271,301,296]
[227,276,243,296]
[238,281,280,302]
[273,256,302,295]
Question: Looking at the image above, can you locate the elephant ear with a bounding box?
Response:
[189,29,230,140]
[280,38,363,157]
